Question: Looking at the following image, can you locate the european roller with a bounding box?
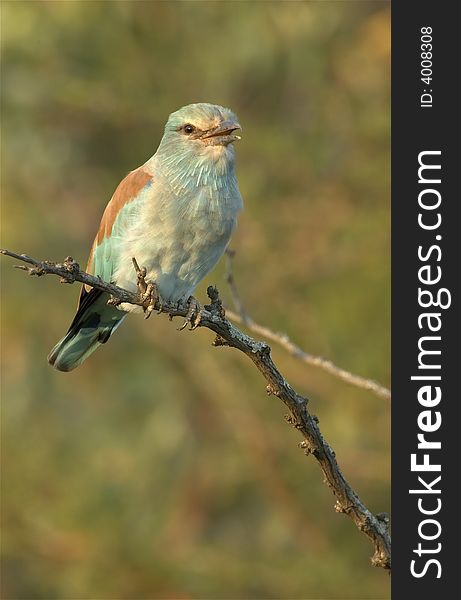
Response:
[48,103,243,371]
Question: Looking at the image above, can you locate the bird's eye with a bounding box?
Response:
[183,124,195,134]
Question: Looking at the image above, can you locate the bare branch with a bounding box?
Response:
[224,249,391,401]
[1,248,391,570]
[224,249,251,326]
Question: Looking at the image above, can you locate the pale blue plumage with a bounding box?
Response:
[48,103,243,371]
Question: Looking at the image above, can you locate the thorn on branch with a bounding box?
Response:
[61,256,80,283]
[266,384,279,396]
[212,334,229,347]
[259,342,270,356]
[284,414,302,429]
[335,500,353,515]
[15,264,47,277]
[376,513,390,529]
[251,341,271,357]
[205,285,226,319]
[298,439,312,456]
[360,515,375,533]
[371,549,391,570]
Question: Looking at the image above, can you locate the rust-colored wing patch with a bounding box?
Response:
[96,167,153,245]
[86,167,153,273]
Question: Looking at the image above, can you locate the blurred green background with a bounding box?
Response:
[1,1,390,599]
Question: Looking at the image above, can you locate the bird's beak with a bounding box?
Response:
[201,120,242,141]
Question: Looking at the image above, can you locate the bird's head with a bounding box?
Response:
[154,103,242,191]
[164,103,241,148]
[157,103,241,165]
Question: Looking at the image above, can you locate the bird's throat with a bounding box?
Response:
[155,144,236,196]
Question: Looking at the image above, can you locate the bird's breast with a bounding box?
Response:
[115,179,242,303]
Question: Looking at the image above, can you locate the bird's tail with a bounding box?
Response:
[48,288,126,372]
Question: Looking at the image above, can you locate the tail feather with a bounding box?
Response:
[48,288,125,372]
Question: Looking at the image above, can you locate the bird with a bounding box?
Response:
[48,103,243,371]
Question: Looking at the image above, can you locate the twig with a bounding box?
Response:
[224,249,391,401]
[224,249,251,326]
[1,248,391,570]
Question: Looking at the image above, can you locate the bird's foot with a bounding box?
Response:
[132,257,164,319]
[178,296,203,331]
[140,280,164,319]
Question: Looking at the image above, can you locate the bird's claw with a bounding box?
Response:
[178,296,202,331]
[141,281,164,319]
[132,257,164,319]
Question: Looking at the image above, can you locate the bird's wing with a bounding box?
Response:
[79,166,154,305]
